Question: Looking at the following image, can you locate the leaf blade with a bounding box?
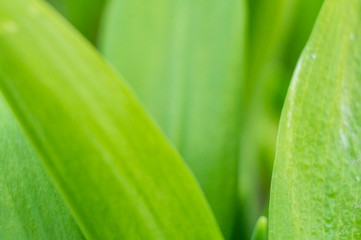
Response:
[0,94,84,239]
[99,0,246,237]
[0,0,223,239]
[238,0,324,237]
[269,0,361,238]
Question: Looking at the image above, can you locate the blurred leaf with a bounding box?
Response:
[269,0,361,238]
[0,94,84,239]
[247,0,296,90]
[99,0,246,238]
[47,0,106,44]
[238,0,323,237]
[0,0,223,239]
[251,216,268,240]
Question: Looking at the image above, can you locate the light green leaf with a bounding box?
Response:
[251,216,268,240]
[0,0,223,239]
[269,0,361,239]
[0,93,84,239]
[99,0,246,238]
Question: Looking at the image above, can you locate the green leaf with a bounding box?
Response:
[251,216,268,240]
[247,0,297,88]
[0,0,223,239]
[99,0,246,238]
[238,0,323,237]
[0,93,84,239]
[269,0,361,239]
[47,0,106,44]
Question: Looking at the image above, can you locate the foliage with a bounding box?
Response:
[99,0,245,237]
[1,0,360,239]
[0,0,222,239]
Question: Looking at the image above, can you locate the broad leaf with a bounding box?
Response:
[0,93,84,239]
[269,0,361,238]
[0,0,223,239]
[99,0,246,237]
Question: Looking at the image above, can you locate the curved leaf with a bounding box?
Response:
[0,0,223,239]
[269,0,361,238]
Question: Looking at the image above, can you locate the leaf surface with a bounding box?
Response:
[0,0,223,239]
[99,0,246,237]
[269,0,361,239]
[238,0,323,237]
[0,94,84,239]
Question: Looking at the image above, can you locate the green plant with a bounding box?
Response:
[0,0,360,239]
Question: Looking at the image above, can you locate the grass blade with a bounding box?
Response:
[269,0,361,238]
[99,0,246,237]
[0,0,223,239]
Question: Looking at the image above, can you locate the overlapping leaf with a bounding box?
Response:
[0,0,223,239]
[47,0,106,43]
[238,0,323,237]
[99,0,246,237]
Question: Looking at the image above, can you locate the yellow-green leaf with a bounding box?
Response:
[0,0,223,239]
